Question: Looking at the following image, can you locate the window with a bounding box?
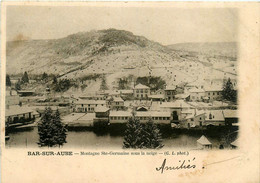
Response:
[208,93,210,95]
[114,117,117,120]
[141,94,143,97]
[137,94,139,97]
[125,117,128,120]
[191,118,194,121]
[213,92,215,95]
[140,117,143,120]
[159,117,162,120]
[155,117,159,120]
[82,104,84,107]
[110,117,113,120]
[136,90,139,93]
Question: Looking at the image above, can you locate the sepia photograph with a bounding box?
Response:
[4,5,240,150]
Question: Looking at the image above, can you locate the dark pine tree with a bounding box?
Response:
[52,109,67,147]
[38,107,67,147]
[42,72,48,82]
[100,76,108,91]
[123,116,144,149]
[222,78,237,103]
[6,74,11,86]
[53,75,58,84]
[141,118,164,149]
[15,79,21,91]
[21,71,29,84]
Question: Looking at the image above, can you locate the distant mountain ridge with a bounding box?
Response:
[168,42,237,58]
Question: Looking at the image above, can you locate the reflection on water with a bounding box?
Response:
[6,126,235,149]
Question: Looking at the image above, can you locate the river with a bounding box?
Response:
[5,126,232,149]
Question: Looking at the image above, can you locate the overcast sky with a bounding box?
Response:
[6,6,238,45]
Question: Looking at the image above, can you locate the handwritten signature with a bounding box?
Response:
[156,158,196,173]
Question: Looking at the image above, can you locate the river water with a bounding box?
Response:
[5,126,230,149]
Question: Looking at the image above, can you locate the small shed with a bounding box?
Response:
[197,135,212,149]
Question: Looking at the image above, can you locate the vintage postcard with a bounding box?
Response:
[1,2,259,183]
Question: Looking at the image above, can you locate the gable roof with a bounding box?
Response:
[197,135,212,145]
[134,83,149,89]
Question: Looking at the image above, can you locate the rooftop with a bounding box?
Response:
[75,100,106,105]
[197,135,212,145]
[134,83,149,89]
[165,85,176,90]
[95,105,110,113]
[113,97,124,102]
[110,111,132,116]
[160,100,193,109]
[223,110,238,118]
[205,110,225,121]
[6,105,34,116]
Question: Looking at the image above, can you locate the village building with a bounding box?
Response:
[204,85,223,101]
[133,83,150,99]
[118,90,134,98]
[204,110,225,127]
[175,93,190,101]
[160,100,193,123]
[148,94,164,102]
[74,100,106,113]
[135,111,171,124]
[109,111,132,124]
[5,105,38,125]
[197,135,212,149]
[180,109,206,128]
[164,85,176,101]
[106,96,125,110]
[154,89,165,96]
[223,110,238,126]
[189,88,205,102]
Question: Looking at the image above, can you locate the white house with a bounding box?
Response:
[133,83,150,99]
[74,100,106,113]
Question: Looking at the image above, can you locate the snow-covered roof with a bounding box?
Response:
[110,111,132,117]
[75,100,106,105]
[160,100,193,109]
[175,93,190,99]
[189,88,205,93]
[62,113,86,123]
[185,110,205,119]
[148,94,164,99]
[134,83,149,89]
[113,97,124,102]
[205,110,225,121]
[197,135,212,145]
[95,105,110,113]
[223,110,238,118]
[6,105,34,117]
[165,85,176,90]
[136,111,171,117]
[204,85,223,92]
